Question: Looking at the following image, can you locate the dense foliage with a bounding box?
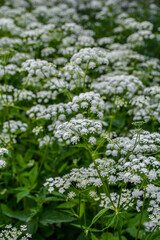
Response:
[0,0,160,239]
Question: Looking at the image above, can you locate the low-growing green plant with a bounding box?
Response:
[0,0,160,239]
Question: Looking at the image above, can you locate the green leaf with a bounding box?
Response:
[26,221,38,235]
[25,150,34,161]
[91,233,99,240]
[40,209,76,226]
[16,189,30,203]
[58,162,68,174]
[71,223,85,230]
[89,208,109,228]
[113,115,125,129]
[71,224,109,233]
[49,191,67,199]
[1,204,31,222]
[104,215,115,228]
[57,201,77,209]
[29,163,38,185]
[42,196,64,203]
[126,227,137,238]
[150,230,160,240]
[100,233,115,240]
[20,176,30,187]
[127,211,147,228]
[100,232,124,240]
[16,153,26,168]
[79,202,85,218]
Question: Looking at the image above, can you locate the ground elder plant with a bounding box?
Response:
[0,0,160,239]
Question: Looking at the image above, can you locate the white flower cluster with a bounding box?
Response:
[59,63,87,88]
[44,63,90,92]
[0,64,18,79]
[70,92,104,119]
[44,161,101,194]
[44,129,160,229]
[95,190,134,210]
[0,86,36,106]
[91,74,143,99]
[27,105,46,119]
[116,16,153,31]
[0,133,16,146]
[0,148,8,156]
[2,120,28,134]
[76,36,95,47]
[0,95,13,107]
[38,135,54,148]
[127,30,155,47]
[0,148,8,169]
[0,160,6,169]
[108,155,160,185]
[14,90,36,102]
[32,126,43,136]
[129,86,160,122]
[54,119,103,145]
[36,90,57,103]
[0,37,22,49]
[145,185,160,227]
[41,47,55,58]
[0,18,20,35]
[9,52,31,66]
[45,154,153,194]
[0,224,32,240]
[97,37,114,46]
[71,47,109,69]
[0,0,159,237]
[32,92,105,124]
[106,131,160,156]
[21,59,57,78]
[61,23,84,36]
[105,50,147,73]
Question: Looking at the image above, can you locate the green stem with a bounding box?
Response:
[78,192,85,236]
[83,62,89,92]
[108,115,115,138]
[86,144,116,209]
[39,144,49,173]
[108,106,118,138]
[135,188,146,240]
[145,225,157,240]
[118,221,122,240]
[84,203,88,240]
[93,138,108,157]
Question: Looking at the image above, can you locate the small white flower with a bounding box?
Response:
[88,137,96,145]
[68,191,76,199]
